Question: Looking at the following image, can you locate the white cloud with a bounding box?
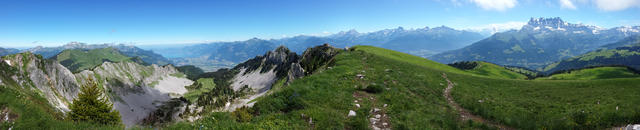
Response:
[594,0,640,11]
[470,0,518,11]
[465,21,527,35]
[560,0,578,9]
[451,0,463,6]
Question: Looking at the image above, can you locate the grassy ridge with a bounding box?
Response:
[169,45,640,129]
[52,48,133,73]
[463,61,528,79]
[183,78,217,102]
[168,46,490,129]
[543,42,640,73]
[364,46,640,129]
[538,67,640,80]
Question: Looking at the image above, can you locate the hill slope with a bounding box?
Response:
[430,17,640,69]
[170,45,640,129]
[449,61,528,79]
[51,48,137,73]
[537,67,640,80]
[24,42,171,65]
[543,40,640,73]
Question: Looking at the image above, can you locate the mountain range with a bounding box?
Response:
[145,26,486,71]
[9,42,171,66]
[543,36,640,73]
[430,17,640,69]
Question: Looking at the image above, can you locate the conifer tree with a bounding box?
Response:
[68,78,122,125]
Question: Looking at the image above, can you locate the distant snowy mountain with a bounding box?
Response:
[430,17,640,69]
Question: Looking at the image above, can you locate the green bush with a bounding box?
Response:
[68,78,122,125]
[363,84,384,93]
[232,106,253,122]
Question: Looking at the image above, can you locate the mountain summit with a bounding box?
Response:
[430,17,640,69]
[526,17,569,27]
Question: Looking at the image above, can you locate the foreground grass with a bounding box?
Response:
[450,72,640,129]
[464,62,528,80]
[537,67,640,80]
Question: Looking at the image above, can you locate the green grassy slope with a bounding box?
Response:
[52,48,134,73]
[171,45,638,129]
[464,61,528,79]
[537,67,640,80]
[168,45,490,129]
[543,42,640,73]
[450,74,640,129]
[183,78,217,102]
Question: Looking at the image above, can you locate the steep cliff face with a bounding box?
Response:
[0,52,193,127]
[0,53,80,112]
[74,61,193,126]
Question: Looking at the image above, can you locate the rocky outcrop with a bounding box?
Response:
[191,44,342,113]
[0,52,193,127]
[0,53,80,112]
[285,63,304,85]
[74,61,192,127]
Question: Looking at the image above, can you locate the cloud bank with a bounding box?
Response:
[594,0,640,11]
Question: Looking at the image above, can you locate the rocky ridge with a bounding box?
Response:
[0,52,192,127]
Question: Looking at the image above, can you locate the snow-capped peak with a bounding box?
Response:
[527,17,569,28]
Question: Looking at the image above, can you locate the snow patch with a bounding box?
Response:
[557,27,566,31]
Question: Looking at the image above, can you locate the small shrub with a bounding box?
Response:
[232,106,253,122]
[363,84,384,93]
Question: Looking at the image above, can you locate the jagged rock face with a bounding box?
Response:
[1,52,193,127]
[0,53,80,112]
[286,63,304,85]
[215,45,340,111]
[300,44,342,75]
[235,46,301,78]
[220,46,301,111]
[75,62,178,89]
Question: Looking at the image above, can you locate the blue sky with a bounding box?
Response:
[1,0,639,47]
